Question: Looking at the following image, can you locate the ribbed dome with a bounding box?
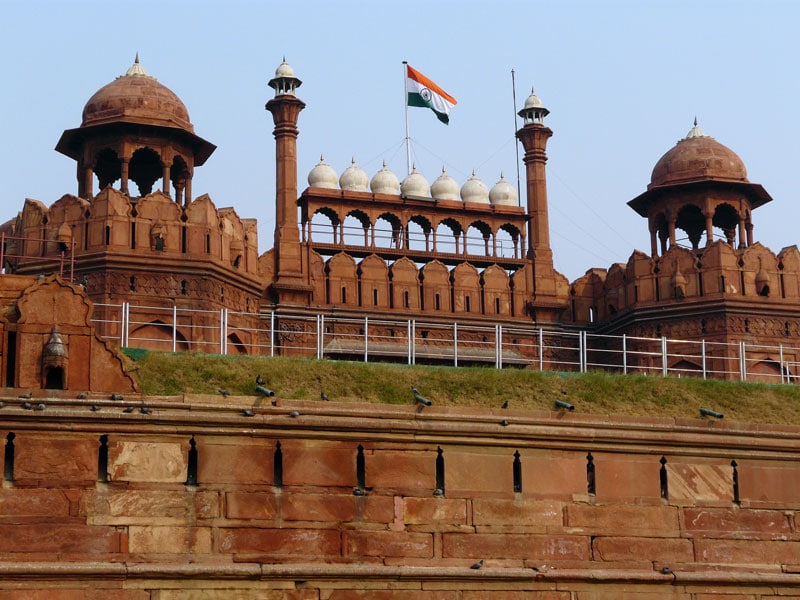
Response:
[308,155,338,189]
[339,158,369,192]
[650,122,748,189]
[522,89,545,111]
[82,56,193,131]
[460,170,489,204]
[274,59,296,79]
[431,167,459,200]
[370,161,400,194]
[401,165,431,198]
[489,173,517,206]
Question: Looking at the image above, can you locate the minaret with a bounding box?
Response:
[515,89,565,317]
[265,59,312,305]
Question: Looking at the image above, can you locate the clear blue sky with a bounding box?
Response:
[1,0,798,281]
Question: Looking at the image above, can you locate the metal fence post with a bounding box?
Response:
[120,302,128,346]
[172,306,177,353]
[223,308,228,355]
[661,336,668,377]
[702,340,707,380]
[622,334,627,375]
[411,320,416,365]
[270,311,275,357]
[364,316,369,363]
[499,324,503,369]
[407,319,412,365]
[495,324,501,369]
[454,322,458,367]
[538,328,544,371]
[315,315,320,359]
[740,341,746,381]
[780,344,785,384]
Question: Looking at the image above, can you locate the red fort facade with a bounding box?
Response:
[2,58,800,381]
[1,58,800,599]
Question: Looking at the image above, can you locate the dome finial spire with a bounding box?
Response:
[685,117,708,139]
[125,53,149,77]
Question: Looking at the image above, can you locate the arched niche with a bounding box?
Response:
[358,254,390,309]
[482,264,511,316]
[420,260,450,312]
[390,257,420,310]
[452,262,480,314]
[325,252,358,306]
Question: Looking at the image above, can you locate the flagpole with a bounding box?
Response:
[511,68,522,207]
[403,60,411,176]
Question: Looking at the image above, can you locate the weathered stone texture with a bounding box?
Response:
[443,533,590,561]
[344,530,434,558]
[108,440,187,483]
[218,527,341,556]
[1,403,800,596]
[13,435,96,484]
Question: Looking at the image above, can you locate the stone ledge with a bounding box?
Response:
[2,397,800,458]
[0,562,797,586]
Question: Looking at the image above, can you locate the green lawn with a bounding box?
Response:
[128,350,800,425]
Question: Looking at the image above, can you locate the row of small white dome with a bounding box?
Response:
[308,157,519,206]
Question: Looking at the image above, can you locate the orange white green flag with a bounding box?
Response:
[405,64,457,125]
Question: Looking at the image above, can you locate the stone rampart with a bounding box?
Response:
[0,394,799,598]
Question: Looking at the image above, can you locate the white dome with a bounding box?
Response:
[489,173,517,206]
[460,170,489,204]
[275,59,295,78]
[339,157,369,192]
[431,166,460,200]
[401,164,431,198]
[308,155,338,189]
[370,161,400,194]
[522,89,544,110]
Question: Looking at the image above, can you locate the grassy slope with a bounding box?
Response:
[128,351,800,426]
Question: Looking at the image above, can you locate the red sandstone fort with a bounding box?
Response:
[0,58,798,598]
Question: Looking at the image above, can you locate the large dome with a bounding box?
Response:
[649,123,747,189]
[81,57,193,132]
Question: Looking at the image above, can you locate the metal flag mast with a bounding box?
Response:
[512,68,522,207]
[403,61,412,176]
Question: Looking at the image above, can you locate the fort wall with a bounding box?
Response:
[0,395,798,597]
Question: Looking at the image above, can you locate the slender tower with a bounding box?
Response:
[515,89,566,319]
[265,59,313,305]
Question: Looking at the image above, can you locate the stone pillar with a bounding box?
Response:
[162,163,171,196]
[649,221,658,257]
[514,95,566,321]
[704,211,714,247]
[265,81,313,306]
[668,216,677,248]
[746,221,754,247]
[121,158,130,195]
[516,123,554,262]
[738,216,746,249]
[83,166,94,200]
[185,174,192,206]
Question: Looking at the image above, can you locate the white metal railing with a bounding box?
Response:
[91,302,800,384]
[306,223,523,259]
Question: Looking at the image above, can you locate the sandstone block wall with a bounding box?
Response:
[0,395,799,597]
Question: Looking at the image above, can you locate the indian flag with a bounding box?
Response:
[406,64,457,125]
